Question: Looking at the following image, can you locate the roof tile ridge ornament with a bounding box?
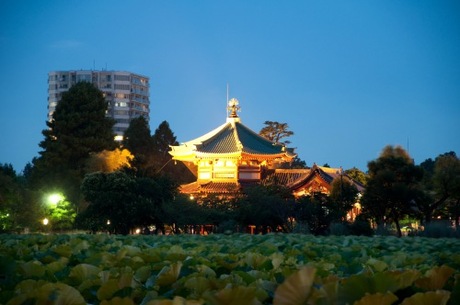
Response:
[227,98,241,122]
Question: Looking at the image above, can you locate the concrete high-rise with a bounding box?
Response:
[48,70,150,140]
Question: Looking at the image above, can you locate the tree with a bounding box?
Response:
[432,153,460,226]
[360,145,423,237]
[79,171,177,234]
[294,193,331,235]
[344,167,368,186]
[235,184,294,233]
[152,121,195,183]
[85,148,133,173]
[259,121,294,145]
[123,116,156,174]
[0,164,41,232]
[417,152,460,226]
[31,82,116,205]
[0,164,20,232]
[329,176,359,221]
[79,171,137,234]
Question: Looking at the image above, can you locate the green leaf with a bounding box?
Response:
[400,290,451,305]
[273,266,316,305]
[122,245,142,257]
[184,276,212,297]
[19,260,45,278]
[35,282,86,305]
[69,263,101,283]
[100,296,135,305]
[52,244,73,258]
[46,257,69,276]
[98,279,120,301]
[156,262,182,287]
[366,258,388,272]
[135,265,152,283]
[270,252,284,270]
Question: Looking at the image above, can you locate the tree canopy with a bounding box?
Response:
[361,145,423,237]
[79,171,177,234]
[123,116,156,174]
[31,82,116,204]
[259,121,294,145]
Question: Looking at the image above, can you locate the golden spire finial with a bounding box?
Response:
[227,98,240,118]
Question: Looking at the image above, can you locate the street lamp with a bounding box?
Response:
[43,218,49,226]
[47,193,64,207]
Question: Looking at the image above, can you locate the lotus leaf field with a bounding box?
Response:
[1,234,460,305]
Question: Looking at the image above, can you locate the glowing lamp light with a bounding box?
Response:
[190,195,194,200]
[114,135,124,141]
[43,218,49,225]
[48,193,64,207]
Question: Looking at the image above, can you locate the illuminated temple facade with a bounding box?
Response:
[169,98,363,219]
[169,98,296,194]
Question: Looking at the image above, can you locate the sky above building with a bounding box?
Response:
[1,0,459,173]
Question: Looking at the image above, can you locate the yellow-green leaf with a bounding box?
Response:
[100,296,135,305]
[400,290,450,305]
[415,265,455,290]
[35,283,86,305]
[354,292,398,305]
[69,263,101,283]
[366,258,388,272]
[156,262,182,287]
[20,260,45,278]
[97,279,120,301]
[208,286,261,305]
[273,266,316,305]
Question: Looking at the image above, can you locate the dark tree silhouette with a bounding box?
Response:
[361,145,423,237]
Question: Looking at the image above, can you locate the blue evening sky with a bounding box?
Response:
[1,0,459,172]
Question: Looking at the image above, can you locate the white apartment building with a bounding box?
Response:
[48,70,150,140]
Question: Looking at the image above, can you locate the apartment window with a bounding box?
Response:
[106,75,111,81]
[77,74,91,82]
[114,74,130,81]
[114,84,130,90]
[115,93,124,98]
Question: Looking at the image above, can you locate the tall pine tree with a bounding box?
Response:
[31,82,116,204]
[152,121,195,183]
[123,116,156,175]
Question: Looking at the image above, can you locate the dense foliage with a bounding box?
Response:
[361,146,424,237]
[78,171,177,235]
[1,234,459,305]
[30,82,116,205]
[259,121,294,145]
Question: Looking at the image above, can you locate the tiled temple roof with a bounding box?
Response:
[180,181,240,194]
[263,165,365,193]
[170,118,296,161]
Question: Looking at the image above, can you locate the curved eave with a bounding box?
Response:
[195,151,241,159]
[241,151,295,161]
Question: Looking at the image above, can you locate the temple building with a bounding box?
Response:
[169,98,363,220]
[169,98,296,195]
